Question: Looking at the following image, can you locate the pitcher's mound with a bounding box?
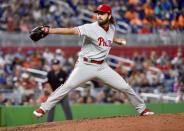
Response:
[5,113,184,131]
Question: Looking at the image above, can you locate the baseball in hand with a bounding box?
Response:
[121,39,126,45]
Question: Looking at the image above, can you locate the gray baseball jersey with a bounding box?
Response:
[77,22,115,61]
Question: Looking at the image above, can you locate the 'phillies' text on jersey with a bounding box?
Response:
[98,37,112,47]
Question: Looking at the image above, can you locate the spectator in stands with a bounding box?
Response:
[143,1,154,17]
[178,11,184,29]
[175,77,184,103]
[130,13,143,33]
[125,6,137,21]
[0,51,5,68]
[43,48,54,65]
[171,48,183,66]
[69,88,83,103]
[0,0,184,33]
[19,18,30,32]
[149,51,158,65]
[17,73,37,98]
[54,49,66,66]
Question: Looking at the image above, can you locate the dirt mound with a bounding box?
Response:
[3,113,184,131]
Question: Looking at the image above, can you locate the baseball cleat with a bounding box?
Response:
[140,108,155,116]
[33,107,46,117]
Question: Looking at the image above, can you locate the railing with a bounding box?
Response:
[140,93,177,103]
[0,31,183,46]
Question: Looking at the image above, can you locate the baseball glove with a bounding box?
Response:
[29,25,50,42]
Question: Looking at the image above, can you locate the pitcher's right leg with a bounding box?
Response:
[97,64,154,115]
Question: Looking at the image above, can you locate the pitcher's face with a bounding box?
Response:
[97,12,111,25]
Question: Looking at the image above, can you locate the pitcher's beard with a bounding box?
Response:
[97,18,109,26]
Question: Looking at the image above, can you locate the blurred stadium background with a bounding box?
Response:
[0,0,184,127]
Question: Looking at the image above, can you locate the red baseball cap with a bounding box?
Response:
[94,4,112,14]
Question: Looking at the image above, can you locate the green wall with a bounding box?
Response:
[1,103,184,127]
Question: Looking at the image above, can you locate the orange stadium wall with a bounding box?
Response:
[1,45,184,58]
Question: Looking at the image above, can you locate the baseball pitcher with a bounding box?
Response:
[31,4,154,117]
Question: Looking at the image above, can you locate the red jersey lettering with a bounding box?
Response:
[98,37,112,47]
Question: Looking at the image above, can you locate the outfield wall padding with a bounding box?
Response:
[0,103,184,127]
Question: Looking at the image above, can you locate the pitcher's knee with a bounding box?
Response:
[64,82,77,89]
[120,83,133,92]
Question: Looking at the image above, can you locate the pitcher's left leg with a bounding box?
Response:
[97,64,146,114]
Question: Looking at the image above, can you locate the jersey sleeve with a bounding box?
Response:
[76,24,91,37]
[111,24,117,38]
